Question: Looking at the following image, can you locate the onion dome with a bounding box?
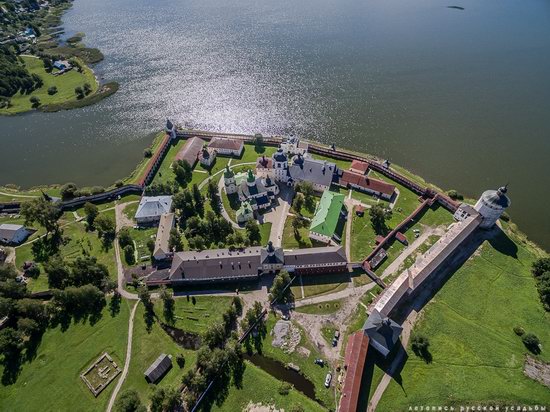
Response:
[273,148,287,163]
[224,165,234,179]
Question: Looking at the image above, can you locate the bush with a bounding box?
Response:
[90,186,105,195]
[29,96,41,108]
[176,353,185,368]
[522,333,541,354]
[47,86,58,95]
[278,382,292,395]
[411,334,432,362]
[143,148,153,158]
[513,326,525,336]
[446,189,464,201]
[60,183,78,200]
[123,244,136,265]
[115,180,124,187]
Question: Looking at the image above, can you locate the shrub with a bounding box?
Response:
[47,86,58,95]
[411,334,432,362]
[115,180,124,187]
[522,333,541,354]
[278,382,292,395]
[176,353,185,368]
[447,189,464,201]
[60,183,78,200]
[123,244,136,265]
[90,186,105,195]
[29,96,41,108]
[143,148,153,158]
[513,326,525,336]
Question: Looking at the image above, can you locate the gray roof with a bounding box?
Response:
[288,157,336,188]
[481,186,511,209]
[0,224,25,241]
[170,247,262,282]
[363,309,403,357]
[285,246,347,266]
[144,353,172,383]
[261,242,285,265]
[135,196,173,220]
[238,177,277,200]
[153,213,175,257]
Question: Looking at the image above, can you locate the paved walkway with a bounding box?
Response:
[265,185,293,247]
[106,300,139,412]
[216,175,241,229]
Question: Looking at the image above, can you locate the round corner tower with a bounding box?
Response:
[474,185,511,229]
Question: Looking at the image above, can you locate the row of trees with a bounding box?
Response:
[60,182,105,200]
[115,386,181,412]
[532,257,550,312]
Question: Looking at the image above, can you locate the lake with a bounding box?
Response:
[1,0,549,248]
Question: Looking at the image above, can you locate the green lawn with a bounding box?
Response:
[128,226,157,265]
[282,216,326,249]
[291,273,351,300]
[221,190,240,222]
[15,217,117,292]
[377,227,550,410]
[237,143,277,164]
[120,303,197,404]
[311,153,352,171]
[151,139,187,186]
[122,202,139,222]
[0,56,98,115]
[156,296,233,335]
[321,324,337,346]
[296,299,343,315]
[0,298,131,411]
[260,222,272,245]
[211,360,325,412]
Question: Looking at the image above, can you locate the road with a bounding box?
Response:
[106,300,139,412]
[114,201,139,300]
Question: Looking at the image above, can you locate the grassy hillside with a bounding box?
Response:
[0,298,131,411]
[0,56,98,115]
[376,224,550,410]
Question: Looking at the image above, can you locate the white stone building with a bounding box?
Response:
[474,186,511,229]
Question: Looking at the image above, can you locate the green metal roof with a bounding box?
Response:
[224,165,234,178]
[309,191,345,238]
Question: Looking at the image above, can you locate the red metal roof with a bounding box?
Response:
[340,170,395,196]
[208,137,244,151]
[350,160,369,174]
[396,232,408,244]
[340,331,369,412]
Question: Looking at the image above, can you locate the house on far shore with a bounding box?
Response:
[153,213,175,261]
[53,60,71,71]
[208,137,244,157]
[0,223,29,245]
[144,353,172,384]
[135,196,173,225]
[174,136,205,168]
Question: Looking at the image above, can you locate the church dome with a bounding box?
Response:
[292,154,304,166]
[481,186,511,209]
[273,148,287,163]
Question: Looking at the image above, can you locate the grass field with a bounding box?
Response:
[0,56,98,115]
[120,303,197,404]
[260,222,272,245]
[156,296,233,335]
[290,272,351,300]
[211,360,325,412]
[0,298,131,411]
[295,299,343,315]
[376,227,550,410]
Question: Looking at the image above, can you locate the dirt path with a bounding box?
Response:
[380,226,445,280]
[114,201,140,300]
[106,300,139,412]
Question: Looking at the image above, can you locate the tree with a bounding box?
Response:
[172,160,193,187]
[245,220,261,246]
[83,202,99,229]
[74,86,84,99]
[143,148,152,158]
[146,239,155,255]
[532,258,550,278]
[446,189,464,201]
[83,82,92,95]
[232,296,243,316]
[176,353,185,368]
[168,228,183,252]
[203,322,226,349]
[69,256,110,288]
[253,133,264,151]
[60,183,78,200]
[411,334,432,362]
[44,255,70,289]
[369,204,392,235]
[118,227,133,248]
[208,180,222,216]
[95,214,116,246]
[293,192,304,214]
[114,389,146,412]
[150,387,180,412]
[159,285,175,324]
[42,57,53,72]
[47,86,57,95]
[29,95,41,108]
[522,333,541,354]
[21,198,61,235]
[123,244,136,265]
[268,271,294,304]
[192,184,204,217]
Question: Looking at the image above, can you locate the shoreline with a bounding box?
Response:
[0,1,117,116]
[1,128,547,255]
